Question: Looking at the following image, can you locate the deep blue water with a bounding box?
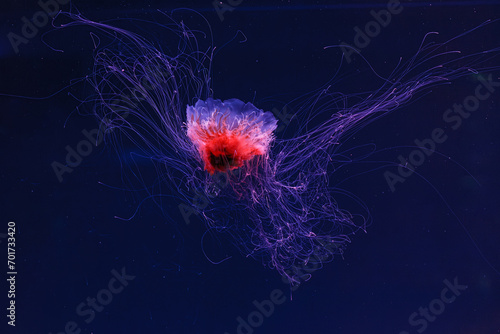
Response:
[1,1,500,333]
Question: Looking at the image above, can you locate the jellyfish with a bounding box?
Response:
[53,11,500,284]
[186,98,278,174]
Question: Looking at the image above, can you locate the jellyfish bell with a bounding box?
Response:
[186,98,278,174]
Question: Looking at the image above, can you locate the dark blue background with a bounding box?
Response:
[1,1,500,333]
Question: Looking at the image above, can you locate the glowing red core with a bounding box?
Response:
[186,99,278,174]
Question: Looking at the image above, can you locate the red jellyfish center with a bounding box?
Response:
[186,98,278,174]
